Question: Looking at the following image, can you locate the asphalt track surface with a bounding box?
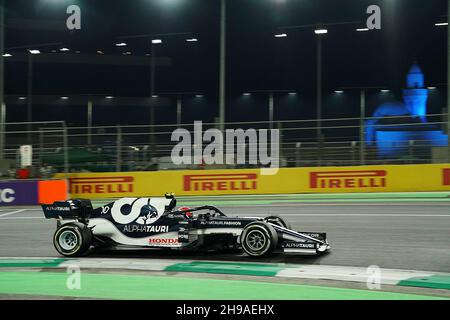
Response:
[0,202,449,273]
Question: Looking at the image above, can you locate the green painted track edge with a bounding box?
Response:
[164,261,286,277]
[398,275,450,290]
[0,271,447,300]
[0,259,67,268]
[2,259,450,293]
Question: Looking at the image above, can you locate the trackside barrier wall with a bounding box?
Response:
[0,180,68,206]
[54,164,450,199]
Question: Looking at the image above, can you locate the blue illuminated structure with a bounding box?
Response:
[366,63,447,159]
[403,63,428,121]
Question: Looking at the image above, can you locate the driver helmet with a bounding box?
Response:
[179,207,193,218]
[139,204,158,220]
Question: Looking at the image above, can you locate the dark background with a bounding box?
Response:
[3,0,448,126]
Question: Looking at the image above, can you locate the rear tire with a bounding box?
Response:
[53,222,92,257]
[240,222,278,257]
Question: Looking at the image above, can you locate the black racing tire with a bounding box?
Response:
[53,222,93,257]
[264,216,291,230]
[240,222,278,257]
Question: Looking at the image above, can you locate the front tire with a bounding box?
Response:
[53,222,92,257]
[240,222,278,257]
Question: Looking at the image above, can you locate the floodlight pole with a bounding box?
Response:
[447,0,450,162]
[219,0,226,132]
[150,42,156,151]
[27,53,33,144]
[151,42,156,98]
[316,34,323,165]
[0,0,4,159]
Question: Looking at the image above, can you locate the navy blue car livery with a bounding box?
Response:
[42,193,330,257]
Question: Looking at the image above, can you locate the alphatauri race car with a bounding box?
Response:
[42,193,330,257]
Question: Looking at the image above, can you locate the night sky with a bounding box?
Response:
[3,0,448,126]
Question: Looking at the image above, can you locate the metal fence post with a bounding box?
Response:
[116,126,122,172]
[149,105,155,156]
[351,141,357,165]
[87,100,93,146]
[269,93,274,130]
[38,129,43,167]
[0,102,5,159]
[177,97,182,127]
[360,89,366,165]
[277,121,283,161]
[62,123,69,174]
[408,140,415,164]
[317,135,324,167]
[295,142,301,167]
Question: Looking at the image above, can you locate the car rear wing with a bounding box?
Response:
[42,199,93,222]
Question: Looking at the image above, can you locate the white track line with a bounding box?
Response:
[264,203,450,207]
[0,209,27,218]
[0,214,449,220]
[1,257,445,287]
[0,217,43,220]
[277,213,450,217]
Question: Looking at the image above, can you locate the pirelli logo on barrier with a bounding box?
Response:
[69,176,134,194]
[444,169,450,186]
[183,173,258,192]
[310,170,387,189]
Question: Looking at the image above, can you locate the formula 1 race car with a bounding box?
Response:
[42,193,330,258]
